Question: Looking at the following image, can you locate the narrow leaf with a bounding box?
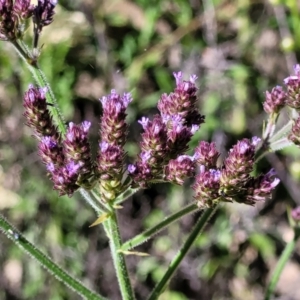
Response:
[118,249,149,256]
[89,213,111,227]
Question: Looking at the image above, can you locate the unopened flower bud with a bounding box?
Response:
[192,169,222,208]
[263,86,286,114]
[284,64,300,110]
[288,116,300,146]
[165,155,195,185]
[158,72,205,127]
[100,90,131,146]
[97,142,125,201]
[194,141,220,168]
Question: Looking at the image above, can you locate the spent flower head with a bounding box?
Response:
[0,0,55,41]
[33,0,56,31]
[239,169,280,205]
[0,0,31,40]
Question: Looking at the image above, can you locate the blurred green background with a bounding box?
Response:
[1,0,300,299]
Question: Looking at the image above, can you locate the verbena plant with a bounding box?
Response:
[0,1,300,299]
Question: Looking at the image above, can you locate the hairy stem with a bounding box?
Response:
[103,211,135,300]
[12,40,66,135]
[79,189,110,214]
[114,187,140,205]
[0,213,105,300]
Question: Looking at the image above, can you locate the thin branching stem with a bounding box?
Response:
[0,213,106,300]
[121,203,198,251]
[264,229,300,300]
[79,189,109,214]
[12,40,66,135]
[114,187,140,205]
[147,205,218,300]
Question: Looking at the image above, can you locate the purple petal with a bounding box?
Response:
[138,117,149,129]
[127,164,136,174]
[173,71,182,85]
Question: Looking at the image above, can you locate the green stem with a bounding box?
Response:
[262,113,278,140]
[0,213,105,300]
[12,40,66,135]
[264,230,300,300]
[115,187,139,205]
[147,205,218,300]
[269,119,293,144]
[103,211,135,300]
[121,203,198,251]
[79,188,109,214]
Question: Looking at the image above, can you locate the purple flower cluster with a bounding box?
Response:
[263,86,286,114]
[193,138,279,208]
[262,64,300,147]
[284,64,300,110]
[33,0,56,30]
[125,73,279,206]
[40,121,95,196]
[24,72,280,207]
[97,91,131,201]
[0,0,55,41]
[24,85,94,196]
[128,72,204,187]
[263,64,300,114]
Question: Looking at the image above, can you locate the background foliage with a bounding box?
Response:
[1,0,300,299]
